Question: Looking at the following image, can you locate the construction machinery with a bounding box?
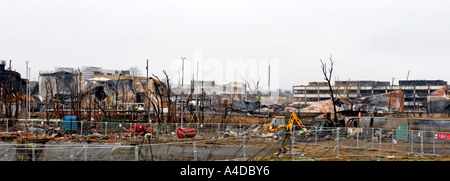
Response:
[263,112,305,135]
[262,112,308,158]
[123,124,155,138]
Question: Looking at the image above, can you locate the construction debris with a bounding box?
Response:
[300,90,405,114]
[356,90,405,113]
[427,85,450,113]
[232,100,260,112]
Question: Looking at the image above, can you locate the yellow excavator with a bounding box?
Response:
[264,112,305,134]
[263,112,308,157]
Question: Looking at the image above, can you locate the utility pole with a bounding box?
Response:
[25,61,29,121]
[196,61,199,123]
[268,65,270,117]
[28,67,31,119]
[146,59,150,123]
[181,57,186,127]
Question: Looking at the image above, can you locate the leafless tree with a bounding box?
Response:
[148,73,170,123]
[44,77,63,122]
[162,70,174,123]
[241,76,263,100]
[320,55,339,126]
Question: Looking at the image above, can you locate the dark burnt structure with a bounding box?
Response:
[0,60,26,118]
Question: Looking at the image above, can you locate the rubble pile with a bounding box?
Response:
[427,85,450,114]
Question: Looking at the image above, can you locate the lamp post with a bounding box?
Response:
[180,57,186,127]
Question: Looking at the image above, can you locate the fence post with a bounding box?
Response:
[239,124,242,140]
[336,127,340,158]
[420,131,424,156]
[105,122,108,136]
[356,128,359,148]
[217,123,220,139]
[433,130,436,155]
[165,143,169,161]
[70,145,74,160]
[371,128,375,149]
[391,128,394,152]
[291,129,295,161]
[410,130,413,153]
[80,121,83,135]
[130,123,134,138]
[4,148,8,160]
[243,135,247,160]
[314,126,318,147]
[31,144,35,161]
[379,128,382,158]
[6,119,8,133]
[135,145,139,161]
[196,123,199,135]
[193,142,197,161]
[83,144,87,161]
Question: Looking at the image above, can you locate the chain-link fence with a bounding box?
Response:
[0,138,281,161]
[1,119,450,161]
[288,126,450,160]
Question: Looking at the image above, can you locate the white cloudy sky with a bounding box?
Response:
[1,0,449,90]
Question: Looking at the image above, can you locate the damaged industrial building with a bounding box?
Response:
[293,80,449,115]
[0,61,30,118]
[35,66,170,122]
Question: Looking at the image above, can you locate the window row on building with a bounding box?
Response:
[293,80,448,111]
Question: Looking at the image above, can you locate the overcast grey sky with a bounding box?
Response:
[1,0,449,90]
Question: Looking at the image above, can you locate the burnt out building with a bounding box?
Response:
[293,79,449,112]
[0,61,24,94]
[38,68,80,105]
[0,60,27,118]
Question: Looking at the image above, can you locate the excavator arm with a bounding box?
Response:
[286,112,304,132]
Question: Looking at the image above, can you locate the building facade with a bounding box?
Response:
[293,80,448,111]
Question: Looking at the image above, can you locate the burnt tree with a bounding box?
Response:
[320,55,340,126]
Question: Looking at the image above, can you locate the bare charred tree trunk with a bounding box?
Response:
[3,76,15,118]
[147,79,162,123]
[88,88,92,121]
[0,83,4,117]
[223,99,229,119]
[1,81,10,118]
[55,79,62,119]
[114,74,121,119]
[70,85,75,116]
[44,77,54,121]
[320,55,339,126]
[13,92,20,118]
[148,95,163,123]
[151,74,170,123]
[163,70,173,123]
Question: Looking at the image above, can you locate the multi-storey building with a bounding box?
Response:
[39,66,133,97]
[293,80,448,111]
